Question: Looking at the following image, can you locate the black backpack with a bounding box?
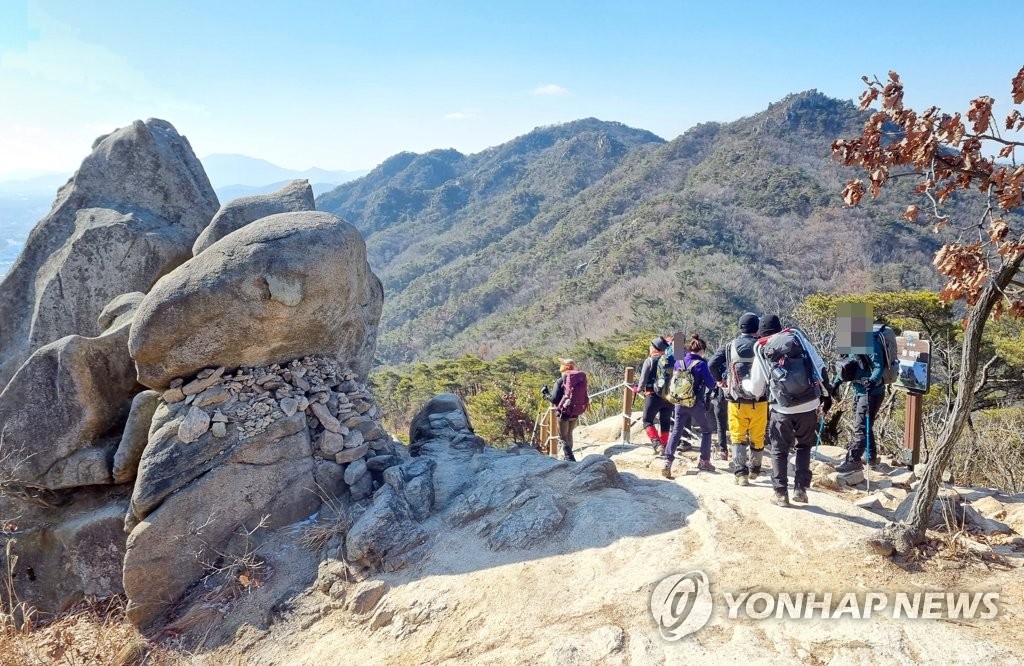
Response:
[726,336,760,402]
[842,325,899,386]
[872,324,899,385]
[760,330,821,408]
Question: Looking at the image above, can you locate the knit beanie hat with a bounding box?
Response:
[738,312,760,335]
[759,314,783,337]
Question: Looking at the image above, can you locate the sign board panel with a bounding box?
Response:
[893,330,931,394]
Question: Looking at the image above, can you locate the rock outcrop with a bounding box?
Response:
[0,488,131,615]
[0,119,218,386]
[128,211,383,389]
[0,295,143,490]
[122,356,398,627]
[192,179,315,255]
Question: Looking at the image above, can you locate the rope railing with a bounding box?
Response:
[588,382,629,400]
[533,365,724,456]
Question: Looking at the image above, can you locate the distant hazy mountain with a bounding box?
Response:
[201,154,367,192]
[0,173,72,196]
[214,180,354,202]
[0,194,53,277]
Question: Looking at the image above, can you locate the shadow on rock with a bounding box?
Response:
[187,393,698,651]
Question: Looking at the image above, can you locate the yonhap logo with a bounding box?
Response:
[648,570,1000,641]
[649,570,714,641]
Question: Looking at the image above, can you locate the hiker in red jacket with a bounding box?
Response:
[543,358,589,461]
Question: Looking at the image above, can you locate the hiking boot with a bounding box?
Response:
[792,487,808,504]
[748,467,761,481]
[771,492,791,507]
[716,448,730,461]
[697,459,715,472]
[661,465,674,479]
[653,444,665,457]
[735,474,749,486]
[836,460,864,473]
[867,459,884,471]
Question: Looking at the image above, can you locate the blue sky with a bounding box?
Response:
[1,0,1022,178]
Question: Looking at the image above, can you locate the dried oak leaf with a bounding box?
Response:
[1012,65,1024,105]
[842,179,865,206]
[967,96,995,134]
[989,218,1010,242]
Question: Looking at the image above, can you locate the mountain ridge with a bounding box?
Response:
[317,92,949,364]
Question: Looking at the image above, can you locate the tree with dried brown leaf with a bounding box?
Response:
[832,66,1024,556]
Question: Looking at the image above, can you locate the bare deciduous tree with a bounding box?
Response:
[833,67,1024,554]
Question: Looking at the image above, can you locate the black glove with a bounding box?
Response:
[541,385,551,397]
[821,393,833,414]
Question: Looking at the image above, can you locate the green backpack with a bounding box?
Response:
[666,359,698,407]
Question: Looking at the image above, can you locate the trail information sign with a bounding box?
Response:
[893,330,931,394]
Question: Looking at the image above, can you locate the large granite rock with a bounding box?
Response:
[123,414,319,627]
[409,392,482,455]
[0,307,142,490]
[111,390,161,484]
[345,485,429,572]
[0,119,218,386]
[0,488,130,616]
[128,211,383,389]
[128,412,310,525]
[192,179,315,255]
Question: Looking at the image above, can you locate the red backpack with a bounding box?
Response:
[558,370,590,418]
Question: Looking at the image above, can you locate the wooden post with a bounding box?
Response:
[621,366,635,444]
[547,407,559,456]
[537,410,548,453]
[903,392,923,467]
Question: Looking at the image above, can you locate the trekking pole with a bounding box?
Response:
[865,409,872,493]
[813,418,825,456]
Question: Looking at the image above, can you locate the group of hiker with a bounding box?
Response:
[544,312,898,507]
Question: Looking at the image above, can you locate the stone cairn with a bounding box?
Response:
[160,354,393,499]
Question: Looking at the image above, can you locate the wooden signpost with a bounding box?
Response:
[894,331,931,467]
[621,366,635,444]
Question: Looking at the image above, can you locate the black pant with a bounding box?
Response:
[712,392,730,451]
[558,417,578,461]
[642,394,674,433]
[848,391,884,464]
[768,409,817,494]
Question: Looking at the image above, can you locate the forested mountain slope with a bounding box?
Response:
[319,92,955,362]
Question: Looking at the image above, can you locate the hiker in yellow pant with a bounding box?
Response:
[708,313,769,487]
[728,401,767,484]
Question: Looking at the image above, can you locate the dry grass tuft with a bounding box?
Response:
[0,596,186,666]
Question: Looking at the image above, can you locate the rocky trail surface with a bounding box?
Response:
[197,415,1024,665]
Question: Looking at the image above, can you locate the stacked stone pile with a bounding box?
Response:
[142,354,397,500]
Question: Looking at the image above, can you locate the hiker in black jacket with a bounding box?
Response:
[634,336,674,455]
